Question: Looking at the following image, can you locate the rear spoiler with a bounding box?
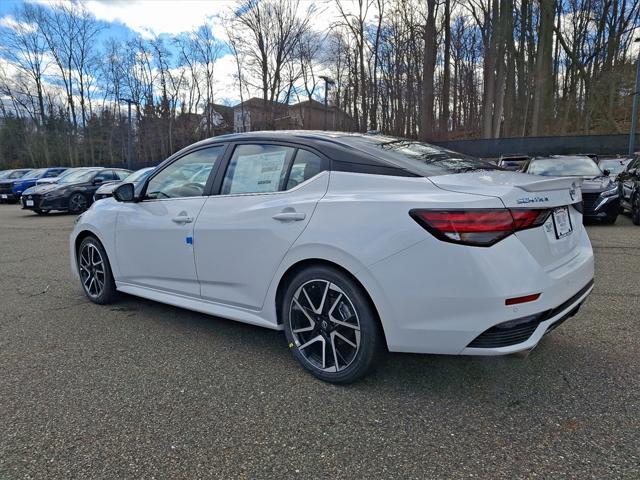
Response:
[517,177,583,193]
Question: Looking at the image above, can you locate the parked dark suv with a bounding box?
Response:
[618,152,640,224]
[523,155,619,224]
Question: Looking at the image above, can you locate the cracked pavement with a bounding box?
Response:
[0,205,639,479]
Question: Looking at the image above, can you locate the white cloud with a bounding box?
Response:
[84,0,235,39]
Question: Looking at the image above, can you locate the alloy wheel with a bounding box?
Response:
[289,279,361,373]
[79,243,106,298]
[70,194,88,213]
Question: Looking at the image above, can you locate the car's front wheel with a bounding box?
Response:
[77,236,117,304]
[282,265,382,384]
[69,193,89,214]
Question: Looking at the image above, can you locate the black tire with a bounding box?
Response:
[77,235,118,305]
[632,194,640,226]
[69,192,89,214]
[282,265,383,384]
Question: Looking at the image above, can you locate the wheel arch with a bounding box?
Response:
[274,257,389,349]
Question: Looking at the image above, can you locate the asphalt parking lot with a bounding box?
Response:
[0,205,638,479]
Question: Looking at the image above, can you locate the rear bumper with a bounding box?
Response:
[364,224,595,355]
[461,279,593,355]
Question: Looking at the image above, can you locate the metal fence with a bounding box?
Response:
[432,134,636,159]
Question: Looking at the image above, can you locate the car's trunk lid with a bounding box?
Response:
[428,171,585,270]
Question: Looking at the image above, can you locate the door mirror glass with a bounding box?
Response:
[113,183,135,202]
[602,169,610,177]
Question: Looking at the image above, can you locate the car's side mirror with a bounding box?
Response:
[602,169,610,177]
[92,178,104,185]
[113,182,135,202]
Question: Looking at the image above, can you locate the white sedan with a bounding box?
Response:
[70,132,594,383]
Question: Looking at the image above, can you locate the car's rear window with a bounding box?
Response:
[347,136,500,176]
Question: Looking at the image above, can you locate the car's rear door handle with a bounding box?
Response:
[272,211,306,222]
[172,215,194,224]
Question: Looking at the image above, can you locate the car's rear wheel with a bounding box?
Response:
[77,236,117,304]
[282,265,382,384]
[632,193,640,225]
[69,193,89,214]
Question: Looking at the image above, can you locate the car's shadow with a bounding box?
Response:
[110,292,594,397]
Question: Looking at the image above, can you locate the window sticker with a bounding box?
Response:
[229,151,287,193]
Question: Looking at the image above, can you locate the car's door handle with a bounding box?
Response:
[272,211,306,222]
[172,215,194,224]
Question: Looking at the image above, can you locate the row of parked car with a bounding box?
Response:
[0,166,155,214]
[495,153,639,225]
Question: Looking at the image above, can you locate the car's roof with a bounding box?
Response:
[182,131,465,178]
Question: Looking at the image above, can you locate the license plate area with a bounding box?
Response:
[26,200,34,207]
[552,206,573,239]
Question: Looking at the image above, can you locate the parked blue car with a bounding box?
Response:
[11,167,68,198]
[0,169,33,203]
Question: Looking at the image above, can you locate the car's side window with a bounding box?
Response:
[115,170,130,180]
[285,149,326,190]
[221,144,296,195]
[146,146,224,200]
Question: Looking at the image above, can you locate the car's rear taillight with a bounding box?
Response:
[409,208,551,247]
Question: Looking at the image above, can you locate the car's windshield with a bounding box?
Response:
[7,170,29,179]
[352,136,499,175]
[58,169,99,184]
[21,168,46,179]
[125,168,154,183]
[598,159,628,175]
[528,157,603,177]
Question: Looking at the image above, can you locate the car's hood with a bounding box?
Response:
[428,171,582,208]
[41,181,92,193]
[12,178,36,187]
[579,176,617,193]
[23,183,60,195]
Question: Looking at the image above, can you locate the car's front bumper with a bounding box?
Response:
[21,194,68,211]
[0,192,18,202]
[582,192,619,218]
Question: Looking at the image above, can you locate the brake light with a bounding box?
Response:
[410,208,551,246]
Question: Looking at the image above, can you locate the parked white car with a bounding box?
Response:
[70,132,594,383]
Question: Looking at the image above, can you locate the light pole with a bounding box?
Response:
[629,38,640,156]
[319,75,335,131]
[119,98,138,170]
